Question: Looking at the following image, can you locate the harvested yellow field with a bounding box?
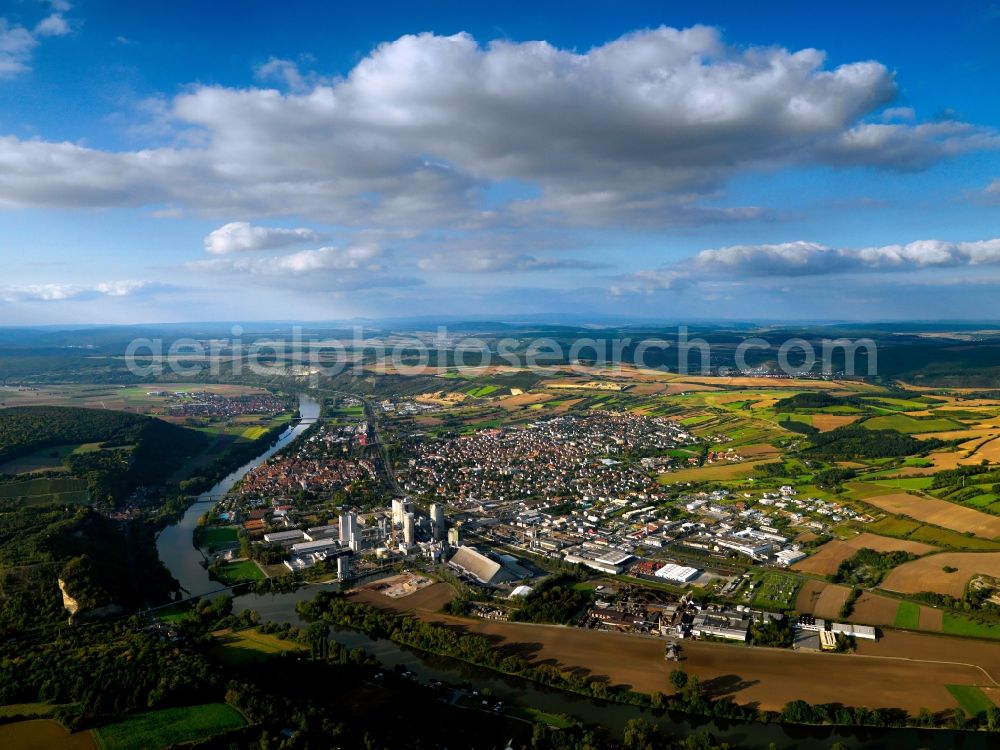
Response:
[919,427,998,441]
[926,450,967,470]
[862,492,1000,539]
[498,392,553,409]
[812,414,862,431]
[792,533,937,576]
[547,380,623,391]
[882,552,1000,598]
[661,459,778,483]
[964,436,1000,464]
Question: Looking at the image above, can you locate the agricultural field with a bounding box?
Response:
[0,383,270,413]
[941,613,1000,640]
[881,552,1000,598]
[794,580,852,619]
[94,703,245,750]
[659,459,777,483]
[847,591,903,626]
[0,476,89,505]
[966,437,1000,464]
[858,492,1000,539]
[0,720,97,750]
[946,685,996,718]
[893,601,921,629]
[811,414,861,431]
[792,533,937,577]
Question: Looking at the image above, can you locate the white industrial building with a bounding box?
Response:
[775,548,806,567]
[830,622,877,640]
[291,539,340,556]
[448,545,529,586]
[562,544,634,575]
[263,529,306,546]
[305,524,339,541]
[654,563,700,583]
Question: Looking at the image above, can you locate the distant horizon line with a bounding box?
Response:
[4,315,1000,331]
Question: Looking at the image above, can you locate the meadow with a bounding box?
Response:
[94,703,245,750]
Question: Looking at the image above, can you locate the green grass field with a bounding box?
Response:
[907,526,1000,550]
[94,703,245,750]
[893,601,921,629]
[0,444,80,474]
[863,397,935,411]
[861,414,964,434]
[946,685,996,717]
[213,560,264,585]
[864,517,923,537]
[869,476,936,491]
[752,572,800,610]
[198,526,239,547]
[466,385,499,397]
[211,628,305,667]
[942,613,1000,640]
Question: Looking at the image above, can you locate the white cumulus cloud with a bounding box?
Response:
[204,221,322,254]
[616,237,1000,294]
[0,26,993,228]
[0,279,160,302]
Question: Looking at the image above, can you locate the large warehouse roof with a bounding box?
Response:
[448,545,514,585]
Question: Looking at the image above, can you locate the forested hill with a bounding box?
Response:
[0,406,210,504]
[0,506,178,639]
[0,406,179,462]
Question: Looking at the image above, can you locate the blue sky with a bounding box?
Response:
[1,0,999,324]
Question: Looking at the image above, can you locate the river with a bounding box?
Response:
[156,393,321,597]
[154,393,986,748]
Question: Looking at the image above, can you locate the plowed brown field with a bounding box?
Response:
[795,580,852,619]
[792,533,937,576]
[881,552,1000,597]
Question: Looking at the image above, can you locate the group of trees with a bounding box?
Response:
[805,425,945,461]
[511,575,594,624]
[833,548,917,587]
